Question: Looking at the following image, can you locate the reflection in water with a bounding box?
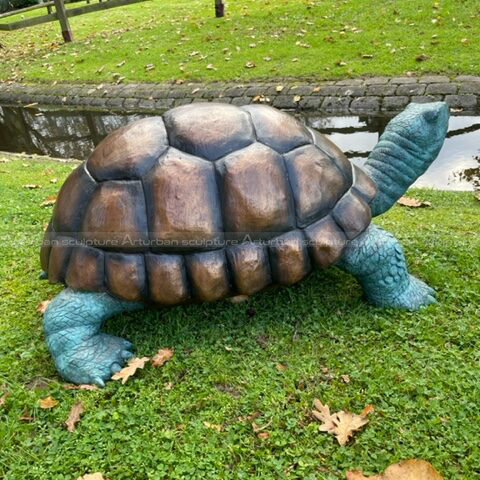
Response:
[0,105,479,191]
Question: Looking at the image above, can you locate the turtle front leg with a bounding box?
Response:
[43,289,144,386]
[338,225,436,311]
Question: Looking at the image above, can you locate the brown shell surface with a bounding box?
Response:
[42,103,376,304]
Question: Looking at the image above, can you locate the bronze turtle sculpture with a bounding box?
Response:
[41,102,449,386]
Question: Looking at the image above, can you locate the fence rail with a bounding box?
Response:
[0,0,148,41]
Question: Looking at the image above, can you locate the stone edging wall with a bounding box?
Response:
[0,75,479,114]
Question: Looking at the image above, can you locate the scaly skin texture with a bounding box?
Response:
[364,102,449,217]
[43,289,144,386]
[338,224,436,310]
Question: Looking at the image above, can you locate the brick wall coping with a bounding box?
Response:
[0,75,479,114]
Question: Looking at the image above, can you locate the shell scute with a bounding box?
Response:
[217,143,295,240]
[284,144,350,228]
[226,242,271,295]
[146,253,190,305]
[332,190,372,240]
[52,163,97,234]
[87,117,168,181]
[143,148,223,252]
[81,180,149,251]
[185,250,230,301]
[65,245,104,292]
[243,104,311,153]
[105,253,146,301]
[308,127,353,184]
[164,103,254,161]
[304,216,347,268]
[269,230,311,285]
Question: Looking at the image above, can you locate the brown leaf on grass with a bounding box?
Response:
[76,474,105,480]
[23,184,41,189]
[312,399,372,445]
[64,384,99,391]
[20,408,33,422]
[41,195,57,207]
[312,399,337,432]
[65,402,84,432]
[334,411,369,445]
[257,432,270,440]
[245,61,256,68]
[227,295,249,304]
[0,391,10,407]
[36,300,51,314]
[397,197,432,208]
[275,363,287,372]
[111,357,149,384]
[151,348,173,367]
[203,421,223,432]
[346,459,443,479]
[39,396,58,409]
[416,54,429,62]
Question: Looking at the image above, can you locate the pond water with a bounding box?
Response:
[0,104,479,191]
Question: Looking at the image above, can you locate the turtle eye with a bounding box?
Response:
[423,109,438,122]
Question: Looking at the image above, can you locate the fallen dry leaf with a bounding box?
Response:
[397,197,432,208]
[76,474,105,480]
[275,85,284,92]
[275,363,287,372]
[41,195,57,207]
[341,374,350,384]
[245,61,256,68]
[65,402,84,432]
[0,392,10,407]
[151,348,173,367]
[111,357,149,384]
[334,411,369,446]
[203,421,223,432]
[19,408,33,422]
[39,396,58,409]
[257,432,270,440]
[36,300,51,314]
[312,399,337,432]
[293,95,302,102]
[346,459,443,479]
[23,184,41,189]
[313,399,372,445]
[416,54,429,62]
[64,384,99,391]
[227,295,249,304]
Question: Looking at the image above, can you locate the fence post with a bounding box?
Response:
[214,0,224,17]
[53,0,73,42]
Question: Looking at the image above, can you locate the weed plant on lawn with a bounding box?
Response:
[0,154,479,479]
[0,0,479,84]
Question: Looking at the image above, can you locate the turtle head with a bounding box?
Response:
[363,101,449,217]
[386,101,449,158]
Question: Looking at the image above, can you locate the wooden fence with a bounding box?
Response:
[0,0,148,42]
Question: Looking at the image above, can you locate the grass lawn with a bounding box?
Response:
[0,0,479,84]
[0,153,479,479]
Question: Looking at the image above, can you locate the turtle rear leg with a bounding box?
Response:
[338,225,436,311]
[44,289,144,386]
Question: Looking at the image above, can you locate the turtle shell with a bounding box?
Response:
[41,103,376,304]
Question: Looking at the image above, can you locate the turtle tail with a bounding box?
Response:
[364,102,449,217]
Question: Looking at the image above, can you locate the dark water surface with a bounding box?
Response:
[0,104,479,190]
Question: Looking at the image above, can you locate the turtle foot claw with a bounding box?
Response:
[371,275,437,311]
[55,333,134,386]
